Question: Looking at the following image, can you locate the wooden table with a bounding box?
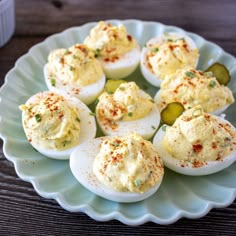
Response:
[1,0,236,234]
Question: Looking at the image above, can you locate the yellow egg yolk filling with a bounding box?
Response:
[20,92,81,150]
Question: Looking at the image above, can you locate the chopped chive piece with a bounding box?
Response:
[185,71,195,78]
[151,125,156,130]
[209,80,216,88]
[95,48,101,57]
[162,125,167,131]
[64,49,70,55]
[82,60,89,65]
[50,78,56,86]
[62,141,68,147]
[73,55,78,59]
[149,99,155,103]
[128,112,133,117]
[134,179,142,187]
[107,176,112,182]
[167,38,173,42]
[153,47,159,52]
[94,99,99,106]
[70,66,75,71]
[89,112,96,116]
[35,114,41,122]
[76,117,80,122]
[113,141,120,147]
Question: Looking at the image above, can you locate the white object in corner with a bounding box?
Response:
[0,0,15,47]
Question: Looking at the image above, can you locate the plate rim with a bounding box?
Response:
[0,19,236,226]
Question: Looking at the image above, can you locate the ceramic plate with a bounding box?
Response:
[0,19,236,226]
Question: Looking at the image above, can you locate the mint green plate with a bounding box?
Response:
[0,20,236,225]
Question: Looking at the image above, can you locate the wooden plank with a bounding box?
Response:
[15,0,236,40]
[1,156,236,234]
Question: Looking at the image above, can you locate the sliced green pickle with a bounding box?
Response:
[161,102,185,126]
[205,63,230,85]
[105,79,127,94]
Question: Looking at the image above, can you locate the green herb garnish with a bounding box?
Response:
[70,66,75,71]
[64,49,70,55]
[128,112,133,117]
[151,125,156,130]
[107,176,112,182]
[162,125,167,131]
[185,71,196,78]
[62,141,68,147]
[167,38,173,42]
[89,112,96,116]
[35,114,41,122]
[50,78,56,87]
[76,117,80,122]
[134,179,142,187]
[153,47,159,52]
[209,80,216,88]
[73,55,78,59]
[95,48,101,57]
[94,99,99,106]
[113,141,120,147]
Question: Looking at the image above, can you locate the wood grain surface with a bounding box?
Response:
[1,0,236,235]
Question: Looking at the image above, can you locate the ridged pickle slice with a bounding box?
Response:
[105,79,127,94]
[205,63,231,85]
[161,102,185,126]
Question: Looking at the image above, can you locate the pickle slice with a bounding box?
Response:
[205,63,230,85]
[105,79,127,94]
[161,102,185,125]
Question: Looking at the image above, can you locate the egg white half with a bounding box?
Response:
[154,89,231,115]
[23,92,97,160]
[99,47,140,79]
[140,33,199,87]
[70,137,162,203]
[153,122,236,176]
[44,65,106,105]
[96,102,160,140]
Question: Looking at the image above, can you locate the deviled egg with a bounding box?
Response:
[84,21,140,79]
[153,106,236,175]
[95,81,160,139]
[140,32,199,87]
[154,69,234,115]
[19,91,96,160]
[70,133,164,202]
[44,44,106,105]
